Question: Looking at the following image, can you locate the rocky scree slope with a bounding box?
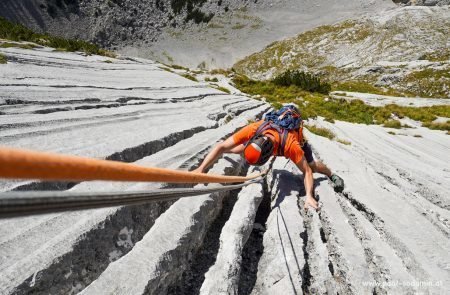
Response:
[0,44,449,294]
[0,0,395,68]
[234,6,450,98]
[394,0,450,5]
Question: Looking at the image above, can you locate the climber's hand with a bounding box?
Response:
[191,167,204,174]
[304,196,319,211]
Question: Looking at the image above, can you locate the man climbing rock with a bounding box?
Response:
[193,105,344,210]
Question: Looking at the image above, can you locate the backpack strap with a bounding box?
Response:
[278,129,289,156]
[251,121,289,156]
[254,121,272,137]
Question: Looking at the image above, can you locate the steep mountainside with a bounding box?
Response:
[0,44,448,294]
[234,6,450,98]
[0,0,396,68]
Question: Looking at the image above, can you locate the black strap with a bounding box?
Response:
[254,121,271,136]
[249,121,291,157]
[279,129,288,156]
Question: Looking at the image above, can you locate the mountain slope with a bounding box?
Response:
[0,0,396,68]
[234,6,450,98]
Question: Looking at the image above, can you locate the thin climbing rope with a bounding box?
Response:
[0,178,264,218]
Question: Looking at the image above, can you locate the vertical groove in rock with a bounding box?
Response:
[237,178,272,295]
[164,164,249,295]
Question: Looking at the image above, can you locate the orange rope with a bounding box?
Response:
[0,147,261,184]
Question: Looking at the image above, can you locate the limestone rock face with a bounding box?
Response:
[0,40,449,295]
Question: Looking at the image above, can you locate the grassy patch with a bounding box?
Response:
[333,80,407,97]
[0,53,7,64]
[171,64,189,70]
[233,74,450,131]
[413,134,423,138]
[388,131,396,135]
[215,86,230,93]
[163,51,174,63]
[305,124,335,140]
[181,73,198,82]
[0,16,114,57]
[418,48,450,62]
[337,139,351,145]
[422,120,450,131]
[402,68,450,98]
[159,66,174,73]
[232,23,246,30]
[103,60,113,63]
[383,119,402,129]
[209,68,231,75]
[205,77,219,82]
[0,42,36,49]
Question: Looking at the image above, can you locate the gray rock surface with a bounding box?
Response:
[200,167,265,295]
[0,45,267,294]
[250,159,306,295]
[80,155,246,295]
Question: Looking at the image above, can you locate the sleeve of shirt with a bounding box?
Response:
[232,121,262,145]
[285,141,304,165]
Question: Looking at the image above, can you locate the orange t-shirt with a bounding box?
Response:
[232,120,304,164]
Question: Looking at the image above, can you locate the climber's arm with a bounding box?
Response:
[296,156,318,210]
[192,137,238,173]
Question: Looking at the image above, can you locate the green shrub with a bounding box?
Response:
[186,9,214,24]
[305,124,335,140]
[0,53,7,64]
[171,0,207,14]
[0,16,114,57]
[383,119,402,129]
[273,70,331,94]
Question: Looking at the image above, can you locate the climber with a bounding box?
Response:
[192,105,344,210]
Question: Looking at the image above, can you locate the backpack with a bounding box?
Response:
[253,105,303,156]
